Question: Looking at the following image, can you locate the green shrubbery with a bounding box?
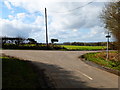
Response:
[83,52,120,71]
[2,44,67,50]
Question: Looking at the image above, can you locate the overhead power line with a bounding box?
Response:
[48,0,95,13]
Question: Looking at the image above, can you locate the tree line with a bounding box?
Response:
[0,37,37,45]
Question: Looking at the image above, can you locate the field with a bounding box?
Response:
[60,45,107,50]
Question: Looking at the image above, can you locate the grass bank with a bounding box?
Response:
[82,51,120,71]
[1,55,53,88]
[61,45,107,50]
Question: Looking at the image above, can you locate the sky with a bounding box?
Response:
[0,0,116,43]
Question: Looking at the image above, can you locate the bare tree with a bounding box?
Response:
[101,1,120,60]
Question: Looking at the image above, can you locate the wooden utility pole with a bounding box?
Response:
[45,8,48,47]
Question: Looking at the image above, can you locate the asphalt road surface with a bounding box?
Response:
[2,50,119,88]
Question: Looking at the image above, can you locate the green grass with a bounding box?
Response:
[61,45,107,50]
[83,51,120,71]
[2,56,41,88]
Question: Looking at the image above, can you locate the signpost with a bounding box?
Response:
[106,32,111,60]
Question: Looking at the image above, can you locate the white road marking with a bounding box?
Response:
[77,70,93,80]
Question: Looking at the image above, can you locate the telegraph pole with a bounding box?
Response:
[45,8,48,47]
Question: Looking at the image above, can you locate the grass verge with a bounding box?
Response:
[1,55,53,88]
[82,51,120,71]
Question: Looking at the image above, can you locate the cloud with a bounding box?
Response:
[33,16,44,25]
[0,17,45,42]
[4,1,12,9]
[8,15,14,19]
[1,0,115,42]
[16,13,26,19]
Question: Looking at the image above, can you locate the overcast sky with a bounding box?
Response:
[0,0,115,43]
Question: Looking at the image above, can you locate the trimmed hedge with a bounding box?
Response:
[2,44,67,50]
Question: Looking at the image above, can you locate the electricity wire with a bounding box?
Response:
[48,0,95,14]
